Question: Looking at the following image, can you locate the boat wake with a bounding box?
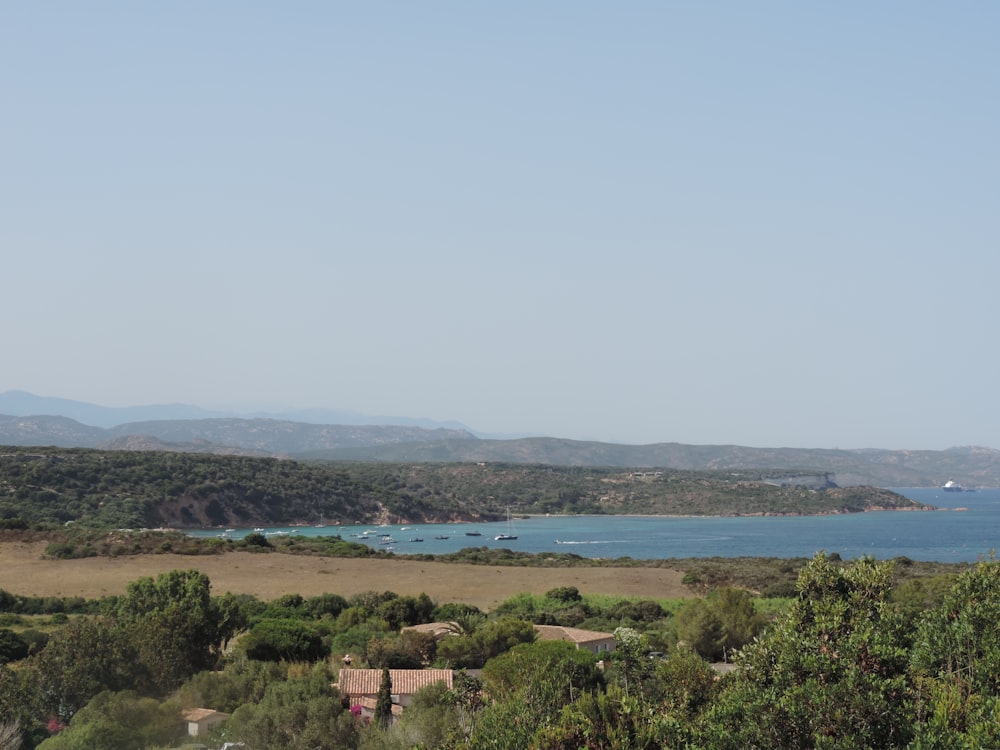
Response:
[554,539,625,545]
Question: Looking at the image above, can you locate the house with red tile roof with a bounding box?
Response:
[336,668,455,711]
[533,625,616,654]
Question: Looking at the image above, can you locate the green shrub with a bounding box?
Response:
[44,542,77,559]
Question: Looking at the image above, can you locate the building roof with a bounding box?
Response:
[181,708,229,723]
[354,697,404,716]
[533,625,616,645]
[337,669,455,697]
[401,621,460,637]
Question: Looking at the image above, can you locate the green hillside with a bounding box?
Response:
[0,447,927,530]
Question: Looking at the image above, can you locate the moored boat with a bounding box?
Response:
[495,507,518,541]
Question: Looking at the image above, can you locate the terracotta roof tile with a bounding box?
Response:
[533,625,616,645]
[337,669,454,698]
[181,708,229,722]
[354,697,403,716]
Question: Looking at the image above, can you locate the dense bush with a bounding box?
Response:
[0,629,29,664]
[0,589,92,615]
[240,619,326,663]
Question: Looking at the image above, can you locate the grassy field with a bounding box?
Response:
[0,542,691,611]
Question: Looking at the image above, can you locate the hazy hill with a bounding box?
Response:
[0,390,471,431]
[304,439,1000,489]
[0,414,107,446]
[2,392,1000,487]
[103,418,476,454]
[0,414,476,454]
[0,390,223,428]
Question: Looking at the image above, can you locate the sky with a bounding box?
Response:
[2,3,998,450]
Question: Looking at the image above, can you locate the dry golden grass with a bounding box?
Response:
[0,542,691,610]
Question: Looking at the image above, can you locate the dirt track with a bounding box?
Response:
[0,542,690,610]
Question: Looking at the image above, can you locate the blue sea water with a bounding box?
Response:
[190,488,1000,563]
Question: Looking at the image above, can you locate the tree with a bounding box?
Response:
[467,688,561,750]
[911,560,1000,694]
[214,591,251,653]
[891,573,957,630]
[399,628,438,666]
[34,690,181,750]
[395,681,462,749]
[673,586,763,662]
[699,553,914,749]
[356,682,461,750]
[447,669,484,741]
[0,665,43,750]
[375,593,435,630]
[30,617,140,721]
[607,599,666,625]
[242,531,271,548]
[708,586,766,659]
[443,611,487,639]
[366,629,437,669]
[240,619,326,663]
[375,668,393,729]
[650,646,719,718]
[674,600,725,661]
[608,626,652,699]
[303,592,349,619]
[366,636,423,670]
[545,586,582,603]
[534,684,690,750]
[176,657,286,714]
[482,640,603,707]
[436,617,536,669]
[229,664,357,750]
[432,602,483,624]
[909,560,1000,747]
[115,569,222,691]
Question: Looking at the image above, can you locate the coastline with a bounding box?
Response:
[197,505,936,534]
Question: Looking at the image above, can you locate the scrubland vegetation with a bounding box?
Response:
[1,553,998,749]
[0,448,923,530]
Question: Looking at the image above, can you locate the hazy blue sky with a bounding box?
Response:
[3,3,998,449]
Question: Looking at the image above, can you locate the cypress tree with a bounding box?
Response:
[374,667,393,729]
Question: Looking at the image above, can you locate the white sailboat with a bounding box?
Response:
[495,507,518,541]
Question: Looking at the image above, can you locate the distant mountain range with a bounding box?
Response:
[0,390,472,431]
[2,390,999,488]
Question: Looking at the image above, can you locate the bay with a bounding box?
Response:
[190,488,1000,563]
